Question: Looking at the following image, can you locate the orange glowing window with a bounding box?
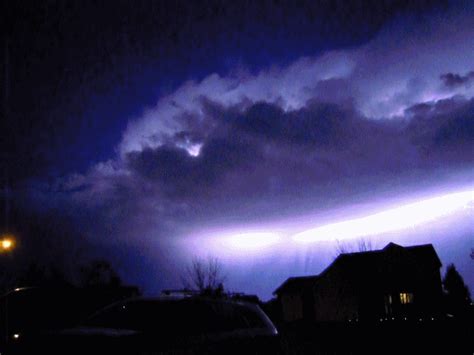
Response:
[400,292,414,304]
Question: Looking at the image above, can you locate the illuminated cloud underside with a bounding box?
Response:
[223,232,281,250]
[292,190,473,244]
[209,189,473,252]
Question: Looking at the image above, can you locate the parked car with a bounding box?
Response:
[13,296,280,354]
[0,286,139,355]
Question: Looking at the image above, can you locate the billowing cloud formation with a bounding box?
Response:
[64,94,474,245]
[441,71,474,89]
[32,6,474,297]
[118,9,474,156]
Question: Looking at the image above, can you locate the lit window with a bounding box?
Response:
[400,292,414,304]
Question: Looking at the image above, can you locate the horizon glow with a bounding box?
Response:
[200,232,282,256]
[189,231,283,261]
[293,189,473,244]
[224,232,282,250]
[195,188,473,256]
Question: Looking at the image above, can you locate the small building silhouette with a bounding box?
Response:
[273,276,320,322]
[274,242,443,322]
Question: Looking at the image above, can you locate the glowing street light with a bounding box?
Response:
[0,235,15,252]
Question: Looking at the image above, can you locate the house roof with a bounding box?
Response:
[273,242,441,295]
[318,242,441,276]
[273,275,320,295]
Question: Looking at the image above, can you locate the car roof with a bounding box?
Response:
[116,295,259,308]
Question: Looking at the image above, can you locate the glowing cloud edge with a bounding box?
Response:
[193,189,473,255]
[292,190,473,244]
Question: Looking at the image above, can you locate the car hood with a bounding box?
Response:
[57,327,139,337]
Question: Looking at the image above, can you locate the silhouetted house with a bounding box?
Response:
[274,242,443,322]
[273,276,319,322]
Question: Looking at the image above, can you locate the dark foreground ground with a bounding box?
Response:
[277,319,472,354]
[2,287,472,354]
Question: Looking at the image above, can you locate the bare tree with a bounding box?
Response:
[182,256,226,295]
[356,238,373,252]
[79,259,122,288]
[333,238,375,259]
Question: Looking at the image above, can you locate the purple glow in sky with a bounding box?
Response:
[292,189,473,243]
[6,1,474,300]
[188,188,473,255]
[181,187,473,298]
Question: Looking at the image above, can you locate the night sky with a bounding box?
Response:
[2,0,473,299]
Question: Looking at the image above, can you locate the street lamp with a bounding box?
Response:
[0,235,15,252]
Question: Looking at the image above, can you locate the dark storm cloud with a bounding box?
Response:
[120,4,474,152]
[6,0,474,297]
[224,101,357,146]
[31,87,470,238]
[127,147,197,184]
[440,71,474,88]
[118,96,473,208]
[126,136,260,193]
[435,110,474,145]
[407,97,474,148]
[123,99,361,200]
[433,100,474,145]
[311,78,353,104]
[23,92,474,295]
[2,0,454,185]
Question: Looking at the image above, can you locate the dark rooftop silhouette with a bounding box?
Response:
[273,276,320,296]
[274,242,445,323]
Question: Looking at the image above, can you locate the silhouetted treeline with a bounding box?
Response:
[0,205,134,295]
[442,263,472,318]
